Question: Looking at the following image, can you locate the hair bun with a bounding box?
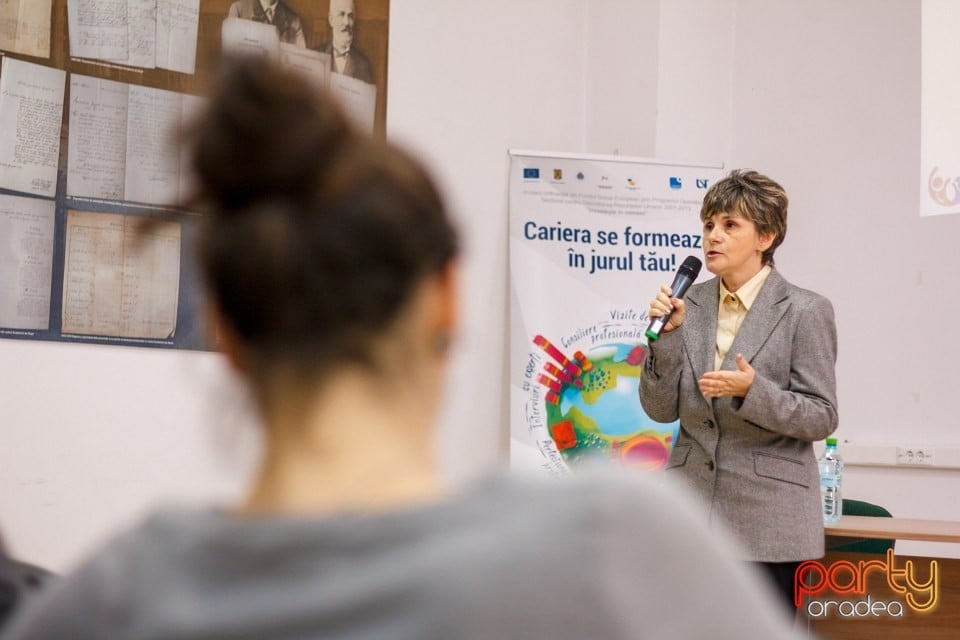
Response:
[192,55,458,375]
[188,55,354,210]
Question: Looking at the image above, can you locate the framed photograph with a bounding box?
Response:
[207,0,390,137]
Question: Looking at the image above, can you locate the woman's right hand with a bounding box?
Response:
[649,284,686,333]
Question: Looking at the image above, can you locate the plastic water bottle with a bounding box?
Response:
[819,437,843,524]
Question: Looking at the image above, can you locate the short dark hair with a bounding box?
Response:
[700,169,787,265]
[185,56,459,386]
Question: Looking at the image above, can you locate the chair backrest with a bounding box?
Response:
[826,498,895,554]
[843,498,893,518]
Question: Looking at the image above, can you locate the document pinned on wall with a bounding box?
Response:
[0,57,65,198]
[67,75,129,201]
[69,0,199,73]
[0,194,55,331]
[68,74,198,207]
[124,84,182,206]
[0,0,53,59]
[156,0,199,74]
[68,0,129,61]
[106,0,156,69]
[61,210,181,340]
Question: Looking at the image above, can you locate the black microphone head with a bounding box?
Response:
[678,255,702,278]
[647,255,703,342]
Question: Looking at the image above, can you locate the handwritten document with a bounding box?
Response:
[156,0,199,74]
[0,0,53,58]
[68,0,128,60]
[0,57,65,198]
[62,210,180,339]
[329,73,376,135]
[124,84,181,205]
[96,0,199,72]
[68,74,199,206]
[107,0,156,68]
[0,195,55,330]
[67,75,129,201]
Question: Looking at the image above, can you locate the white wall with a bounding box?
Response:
[386,0,597,484]
[583,0,661,156]
[0,341,253,571]
[655,0,736,164]
[2,0,958,572]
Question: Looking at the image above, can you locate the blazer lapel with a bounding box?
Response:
[683,278,719,382]
[722,268,791,369]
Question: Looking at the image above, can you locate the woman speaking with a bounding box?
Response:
[640,169,839,611]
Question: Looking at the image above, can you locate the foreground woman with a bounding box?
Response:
[5,59,804,639]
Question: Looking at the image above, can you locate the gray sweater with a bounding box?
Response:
[3,472,806,639]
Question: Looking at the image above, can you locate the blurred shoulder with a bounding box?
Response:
[482,468,707,532]
[0,510,197,639]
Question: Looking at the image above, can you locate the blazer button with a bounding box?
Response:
[707,461,715,471]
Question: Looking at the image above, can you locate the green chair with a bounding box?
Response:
[825,498,895,554]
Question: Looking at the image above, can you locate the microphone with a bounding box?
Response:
[645,256,702,342]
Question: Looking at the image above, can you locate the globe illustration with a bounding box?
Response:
[543,341,679,471]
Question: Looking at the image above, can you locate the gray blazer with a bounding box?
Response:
[639,268,838,562]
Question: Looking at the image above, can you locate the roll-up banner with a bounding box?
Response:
[508,150,723,474]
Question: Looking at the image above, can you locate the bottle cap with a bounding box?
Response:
[825,437,838,447]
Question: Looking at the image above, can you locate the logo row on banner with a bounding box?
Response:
[520,166,713,192]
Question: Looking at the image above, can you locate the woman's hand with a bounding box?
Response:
[649,284,686,333]
[699,353,755,398]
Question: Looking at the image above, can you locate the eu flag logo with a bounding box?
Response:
[523,168,540,179]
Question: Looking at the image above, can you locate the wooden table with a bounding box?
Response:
[825,516,960,544]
